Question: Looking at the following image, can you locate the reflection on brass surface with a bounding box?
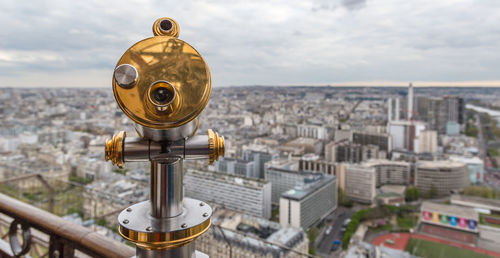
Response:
[105,131,125,168]
[119,219,211,250]
[208,129,225,164]
[113,18,211,130]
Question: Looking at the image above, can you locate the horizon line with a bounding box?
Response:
[2,80,500,88]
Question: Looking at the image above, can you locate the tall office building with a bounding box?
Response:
[214,157,256,178]
[345,164,376,204]
[241,145,280,179]
[407,83,414,120]
[445,96,465,125]
[387,97,401,121]
[280,174,337,229]
[415,96,465,134]
[265,165,317,205]
[185,169,272,219]
[197,208,309,258]
[415,161,469,196]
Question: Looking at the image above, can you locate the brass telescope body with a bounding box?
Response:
[104,17,224,257]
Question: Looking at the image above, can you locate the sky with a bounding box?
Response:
[1,0,500,87]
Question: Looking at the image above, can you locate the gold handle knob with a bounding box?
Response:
[105,131,126,168]
[208,129,224,164]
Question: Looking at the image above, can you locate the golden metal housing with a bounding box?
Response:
[112,18,211,130]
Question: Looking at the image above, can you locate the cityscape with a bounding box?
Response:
[1,85,500,257]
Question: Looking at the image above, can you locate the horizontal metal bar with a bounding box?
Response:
[0,193,134,258]
[123,135,211,162]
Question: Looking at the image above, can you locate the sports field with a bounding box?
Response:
[405,238,494,258]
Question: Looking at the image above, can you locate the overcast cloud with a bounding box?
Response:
[0,0,499,87]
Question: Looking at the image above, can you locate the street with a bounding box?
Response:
[317,207,354,257]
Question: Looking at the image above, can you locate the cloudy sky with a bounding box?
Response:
[1,0,499,87]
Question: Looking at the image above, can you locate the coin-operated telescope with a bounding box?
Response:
[105,17,224,258]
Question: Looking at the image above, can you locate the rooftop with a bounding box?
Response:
[187,169,269,189]
[286,137,320,145]
[449,155,484,165]
[363,159,410,167]
[211,208,306,253]
[421,202,478,220]
[281,174,335,201]
[417,160,466,169]
[451,194,500,212]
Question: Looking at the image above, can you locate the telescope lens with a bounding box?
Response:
[153,87,171,104]
[159,19,173,32]
[147,81,177,110]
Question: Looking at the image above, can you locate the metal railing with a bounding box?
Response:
[0,193,135,257]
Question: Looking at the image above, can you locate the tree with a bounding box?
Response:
[338,187,354,207]
[464,186,499,199]
[307,227,319,245]
[405,187,420,202]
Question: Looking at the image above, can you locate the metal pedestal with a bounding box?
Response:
[118,158,212,258]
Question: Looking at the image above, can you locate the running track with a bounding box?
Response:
[372,233,500,257]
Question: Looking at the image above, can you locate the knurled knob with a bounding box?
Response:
[105,131,126,168]
[207,129,224,164]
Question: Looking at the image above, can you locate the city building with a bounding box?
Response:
[265,164,314,205]
[197,208,309,258]
[420,201,500,253]
[451,194,500,214]
[388,120,426,152]
[353,131,392,155]
[450,156,484,184]
[415,96,465,134]
[184,169,272,219]
[325,141,379,163]
[446,121,460,135]
[334,129,353,142]
[241,145,280,179]
[363,159,410,187]
[387,97,401,121]
[279,174,337,229]
[297,123,327,140]
[420,201,479,236]
[415,161,469,196]
[346,241,415,258]
[407,83,414,120]
[281,137,323,155]
[417,130,438,154]
[299,154,336,175]
[376,185,406,205]
[345,164,376,204]
[299,154,346,190]
[214,157,256,178]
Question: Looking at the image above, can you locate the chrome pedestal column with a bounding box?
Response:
[150,158,183,218]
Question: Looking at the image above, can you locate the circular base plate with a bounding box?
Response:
[118,198,212,249]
